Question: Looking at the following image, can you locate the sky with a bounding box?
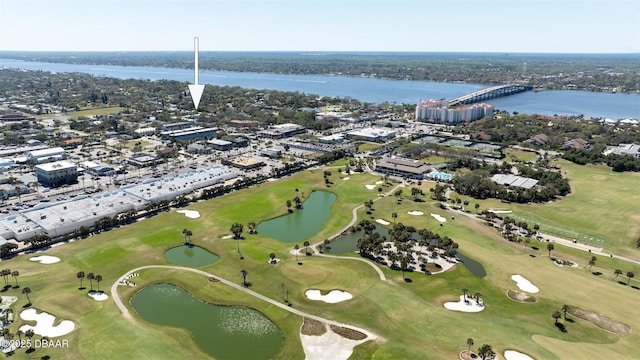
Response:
[1,0,639,53]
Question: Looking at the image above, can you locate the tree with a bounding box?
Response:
[240,269,249,286]
[182,228,193,245]
[286,199,292,212]
[77,271,85,289]
[588,256,597,270]
[400,255,409,279]
[95,274,103,292]
[87,272,95,291]
[552,310,562,324]
[1,269,10,286]
[269,252,276,263]
[473,291,482,305]
[392,212,397,224]
[547,243,554,257]
[11,270,19,288]
[614,269,623,279]
[477,344,495,360]
[466,338,474,352]
[294,244,300,263]
[230,223,244,239]
[461,288,468,301]
[561,304,569,319]
[22,286,32,304]
[247,221,257,234]
[303,240,310,255]
[25,329,35,350]
[627,271,635,285]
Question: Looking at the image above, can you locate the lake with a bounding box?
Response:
[1,58,638,119]
[257,190,336,243]
[164,245,220,267]
[131,283,283,360]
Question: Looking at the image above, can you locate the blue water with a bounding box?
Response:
[429,172,452,181]
[1,58,638,119]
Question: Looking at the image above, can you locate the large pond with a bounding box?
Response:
[131,283,283,360]
[165,245,220,267]
[257,190,336,243]
[456,252,486,278]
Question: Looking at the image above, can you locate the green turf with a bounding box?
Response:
[1,167,637,359]
[65,106,126,117]
[503,148,539,163]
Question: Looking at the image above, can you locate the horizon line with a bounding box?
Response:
[1,50,639,55]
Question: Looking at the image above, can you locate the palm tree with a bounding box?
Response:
[247,221,257,234]
[87,272,95,291]
[473,292,482,305]
[303,240,310,255]
[230,223,244,239]
[286,200,292,212]
[95,275,103,292]
[461,288,468,301]
[240,269,248,287]
[14,186,22,204]
[552,310,561,324]
[547,243,554,257]
[1,269,9,286]
[588,256,597,270]
[25,329,35,349]
[11,270,19,288]
[392,212,397,224]
[22,287,32,304]
[269,252,276,263]
[77,271,85,289]
[627,271,635,285]
[294,244,300,263]
[561,304,569,319]
[614,269,623,279]
[477,344,495,360]
[466,338,474,352]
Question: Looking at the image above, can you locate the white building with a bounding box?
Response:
[346,127,396,142]
[27,147,66,164]
[603,144,640,158]
[415,100,494,124]
[35,160,78,188]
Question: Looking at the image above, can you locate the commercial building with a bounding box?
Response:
[415,100,494,124]
[162,127,217,141]
[221,156,265,170]
[127,154,159,168]
[375,156,431,179]
[258,123,306,139]
[0,165,238,242]
[346,127,396,142]
[207,139,233,151]
[27,147,66,164]
[81,161,115,176]
[259,148,282,158]
[35,160,78,188]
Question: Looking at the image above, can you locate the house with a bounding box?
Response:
[525,134,549,146]
[562,138,590,150]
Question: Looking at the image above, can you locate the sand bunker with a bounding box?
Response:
[364,184,375,190]
[221,234,234,239]
[176,209,200,219]
[504,350,535,360]
[444,295,485,312]
[29,255,60,264]
[376,219,390,226]
[407,211,424,216]
[88,291,109,301]
[430,214,447,223]
[342,177,350,180]
[19,309,75,337]
[305,289,353,303]
[300,324,370,360]
[511,275,539,293]
[488,209,512,214]
[375,180,384,185]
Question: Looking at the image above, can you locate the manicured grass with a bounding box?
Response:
[1,166,637,359]
[420,154,449,165]
[65,106,126,117]
[510,159,640,257]
[503,148,539,163]
[357,142,382,152]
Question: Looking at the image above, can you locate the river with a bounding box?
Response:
[1,58,638,119]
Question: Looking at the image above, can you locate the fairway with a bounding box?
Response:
[65,106,126,117]
[0,166,637,360]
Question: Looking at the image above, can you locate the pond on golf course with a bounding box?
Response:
[164,245,220,267]
[257,190,336,243]
[131,283,283,360]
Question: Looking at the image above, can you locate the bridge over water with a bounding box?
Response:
[448,84,533,107]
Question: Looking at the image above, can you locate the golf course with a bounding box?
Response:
[1,161,638,359]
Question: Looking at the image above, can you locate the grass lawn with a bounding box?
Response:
[1,166,637,359]
[420,154,449,165]
[503,148,539,163]
[65,106,126,117]
[357,142,382,153]
[123,139,152,150]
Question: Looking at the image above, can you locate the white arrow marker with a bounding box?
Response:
[188,37,205,110]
